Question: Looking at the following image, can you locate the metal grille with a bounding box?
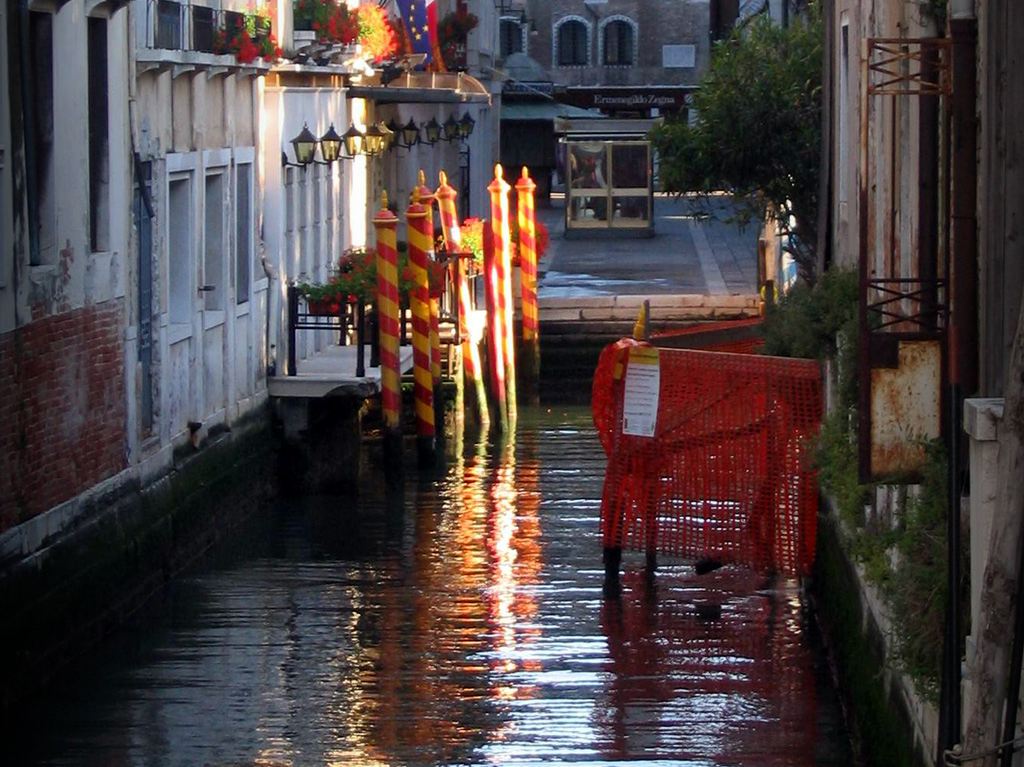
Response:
[866,37,952,96]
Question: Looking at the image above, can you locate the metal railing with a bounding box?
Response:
[286,287,371,378]
[145,0,270,54]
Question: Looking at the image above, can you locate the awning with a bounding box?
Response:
[347,71,492,104]
[555,117,663,139]
[501,101,604,121]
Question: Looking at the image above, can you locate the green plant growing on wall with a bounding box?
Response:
[652,6,823,282]
[761,267,858,408]
[762,266,948,700]
[884,439,948,702]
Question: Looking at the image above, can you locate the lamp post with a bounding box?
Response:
[458,113,476,219]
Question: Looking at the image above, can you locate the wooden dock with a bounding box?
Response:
[268,344,415,399]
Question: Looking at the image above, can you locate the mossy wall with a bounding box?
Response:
[814,513,932,767]
[0,408,278,710]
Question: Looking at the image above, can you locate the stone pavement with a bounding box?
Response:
[537,193,760,302]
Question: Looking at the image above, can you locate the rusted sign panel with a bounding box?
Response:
[869,339,942,478]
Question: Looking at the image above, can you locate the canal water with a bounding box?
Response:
[11,406,853,766]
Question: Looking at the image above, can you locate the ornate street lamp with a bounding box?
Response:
[423,116,442,145]
[363,122,388,156]
[442,113,460,142]
[319,123,343,163]
[385,118,403,150]
[400,117,421,148]
[290,123,318,165]
[458,112,476,140]
[343,123,365,158]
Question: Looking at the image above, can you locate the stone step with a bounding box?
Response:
[538,293,760,324]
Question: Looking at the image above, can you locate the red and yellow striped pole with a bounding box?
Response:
[373,191,403,471]
[416,169,445,449]
[489,164,517,428]
[436,171,489,427]
[406,188,436,466]
[516,167,540,404]
[430,295,441,390]
[483,216,508,434]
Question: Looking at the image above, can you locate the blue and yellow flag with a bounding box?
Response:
[396,0,437,63]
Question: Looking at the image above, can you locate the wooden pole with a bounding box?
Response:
[406,189,436,467]
[962,297,1024,766]
[436,170,489,427]
[430,294,443,448]
[372,191,403,473]
[516,167,540,405]
[483,222,508,434]
[489,164,517,428]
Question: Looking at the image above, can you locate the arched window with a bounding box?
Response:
[557,19,588,66]
[499,19,523,59]
[603,20,634,65]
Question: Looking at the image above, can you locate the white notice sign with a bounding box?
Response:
[622,347,660,437]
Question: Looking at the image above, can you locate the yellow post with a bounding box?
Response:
[406,189,436,467]
[373,192,403,472]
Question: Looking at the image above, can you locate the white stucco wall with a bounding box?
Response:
[128,0,270,473]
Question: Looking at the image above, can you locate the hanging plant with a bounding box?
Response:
[438,8,479,43]
[355,2,399,62]
[215,5,281,63]
[457,218,486,264]
[294,0,359,44]
[455,217,549,267]
[437,9,477,70]
[335,246,379,303]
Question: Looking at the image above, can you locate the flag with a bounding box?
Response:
[396,0,436,63]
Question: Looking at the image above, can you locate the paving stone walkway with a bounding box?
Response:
[537,194,761,300]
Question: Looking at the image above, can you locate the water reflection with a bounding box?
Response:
[9,407,850,766]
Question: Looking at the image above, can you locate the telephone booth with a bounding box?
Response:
[557,118,660,237]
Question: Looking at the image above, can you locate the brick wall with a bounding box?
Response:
[539,0,711,87]
[0,302,127,534]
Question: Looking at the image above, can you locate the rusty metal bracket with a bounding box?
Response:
[867,277,947,334]
[858,37,952,483]
[866,37,952,97]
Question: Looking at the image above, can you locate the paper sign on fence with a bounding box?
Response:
[622,346,660,437]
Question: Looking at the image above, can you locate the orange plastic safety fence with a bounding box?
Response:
[593,338,822,576]
[651,317,766,356]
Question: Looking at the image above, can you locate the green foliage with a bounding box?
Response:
[885,440,948,702]
[816,409,868,528]
[764,265,946,700]
[652,6,823,280]
[761,267,858,410]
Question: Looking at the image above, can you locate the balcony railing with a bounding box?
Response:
[145,0,271,56]
[154,0,183,50]
[192,4,216,52]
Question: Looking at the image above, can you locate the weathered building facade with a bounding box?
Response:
[0,0,499,704]
[823,0,1024,764]
[129,0,272,472]
[1,0,134,537]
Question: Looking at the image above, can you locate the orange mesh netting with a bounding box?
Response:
[650,317,766,356]
[593,338,822,576]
